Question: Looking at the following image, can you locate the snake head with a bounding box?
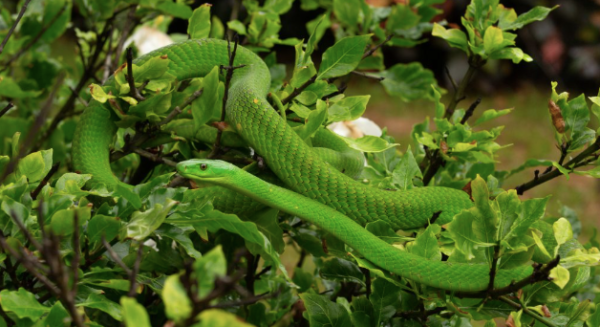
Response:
[176,159,236,183]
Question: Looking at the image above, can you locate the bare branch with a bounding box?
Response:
[0,102,14,119]
[1,4,68,71]
[0,0,32,56]
[159,88,203,126]
[31,163,60,200]
[126,47,145,101]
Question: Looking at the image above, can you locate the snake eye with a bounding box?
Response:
[200,163,207,171]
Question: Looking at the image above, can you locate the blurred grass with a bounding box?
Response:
[346,79,600,241]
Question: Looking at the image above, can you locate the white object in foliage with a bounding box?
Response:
[125,26,174,55]
[328,117,383,139]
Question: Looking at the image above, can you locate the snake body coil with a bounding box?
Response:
[72,39,528,291]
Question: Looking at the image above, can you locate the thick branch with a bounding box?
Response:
[126,47,145,101]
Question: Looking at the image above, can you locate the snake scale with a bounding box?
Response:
[72,39,532,292]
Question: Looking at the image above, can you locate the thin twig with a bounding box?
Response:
[209,34,240,158]
[0,0,32,55]
[454,255,560,298]
[68,86,88,107]
[362,34,392,59]
[133,148,177,167]
[110,5,138,73]
[515,137,600,195]
[460,97,482,125]
[159,88,203,126]
[126,47,145,101]
[0,102,14,119]
[281,75,317,105]
[101,25,115,84]
[486,244,501,295]
[30,163,60,200]
[422,59,483,185]
[0,230,61,295]
[71,212,81,296]
[444,66,458,91]
[1,4,67,71]
[209,290,279,309]
[102,236,132,275]
[498,296,557,327]
[127,242,144,297]
[36,7,133,150]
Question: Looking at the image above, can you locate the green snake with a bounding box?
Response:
[72,39,532,291]
[178,159,532,292]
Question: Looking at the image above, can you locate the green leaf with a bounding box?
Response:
[300,293,351,327]
[499,6,557,30]
[320,258,365,285]
[483,26,505,55]
[88,83,114,103]
[411,224,441,261]
[87,215,122,246]
[121,297,151,327]
[341,135,399,153]
[317,35,371,80]
[79,293,122,321]
[156,1,192,19]
[194,245,227,298]
[194,66,220,130]
[587,305,600,327]
[175,203,289,280]
[333,0,361,27]
[365,221,406,244]
[327,96,370,122]
[132,55,170,82]
[0,77,42,98]
[16,149,53,183]
[246,208,285,253]
[503,196,550,246]
[227,20,247,35]
[475,109,512,125]
[188,3,211,39]
[553,218,573,247]
[432,23,468,52]
[489,46,533,63]
[0,288,50,321]
[264,0,294,14]
[156,224,203,259]
[549,265,570,289]
[380,63,440,102]
[305,15,326,63]
[392,146,422,190]
[163,274,192,322]
[387,4,421,35]
[370,278,401,325]
[195,309,255,327]
[126,199,177,241]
